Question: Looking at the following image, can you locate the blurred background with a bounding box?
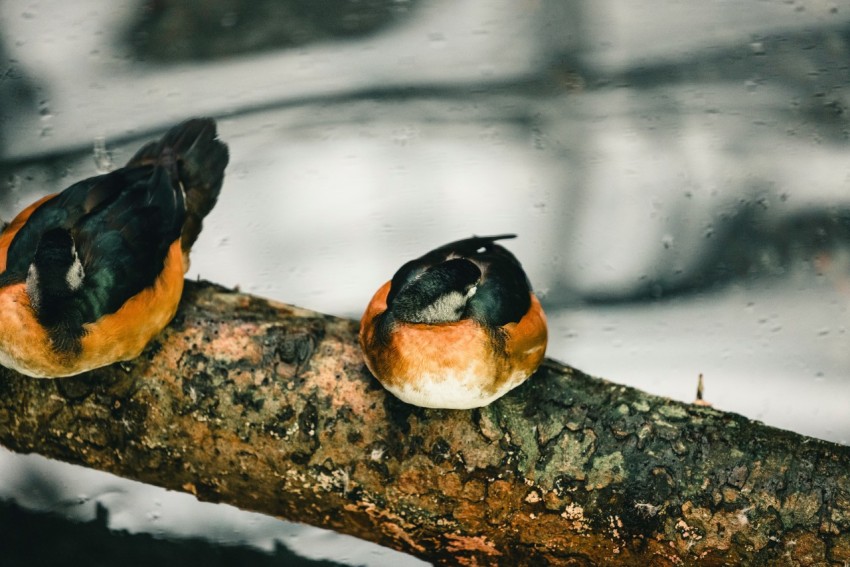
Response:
[1,0,849,565]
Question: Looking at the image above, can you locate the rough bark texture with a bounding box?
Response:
[0,280,848,566]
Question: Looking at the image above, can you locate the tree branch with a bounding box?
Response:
[0,280,848,566]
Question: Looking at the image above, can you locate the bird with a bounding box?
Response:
[359,235,547,409]
[0,117,229,378]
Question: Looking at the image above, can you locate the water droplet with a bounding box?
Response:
[93,137,114,173]
[37,100,54,138]
[532,127,546,150]
[221,11,238,28]
[427,31,446,49]
[661,234,674,249]
[6,174,20,192]
[750,42,766,56]
[391,125,418,146]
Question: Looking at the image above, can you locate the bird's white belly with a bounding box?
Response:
[382,366,528,409]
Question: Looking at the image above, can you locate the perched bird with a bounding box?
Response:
[0,118,228,378]
[359,235,547,409]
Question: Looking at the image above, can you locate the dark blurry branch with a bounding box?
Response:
[0,499,345,567]
[0,280,849,566]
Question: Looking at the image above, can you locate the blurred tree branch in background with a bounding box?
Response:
[0,280,848,566]
[127,0,417,62]
[0,499,345,567]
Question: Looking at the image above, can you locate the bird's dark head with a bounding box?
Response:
[389,258,481,324]
[26,228,84,314]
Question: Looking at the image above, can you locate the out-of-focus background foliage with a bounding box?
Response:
[1,1,848,565]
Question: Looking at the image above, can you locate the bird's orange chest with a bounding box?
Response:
[382,319,494,386]
[0,240,185,378]
[0,284,67,376]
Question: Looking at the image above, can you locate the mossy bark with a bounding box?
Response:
[0,280,848,566]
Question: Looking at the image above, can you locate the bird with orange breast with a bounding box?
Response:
[0,118,228,378]
[359,235,547,409]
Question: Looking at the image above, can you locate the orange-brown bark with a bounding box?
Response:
[0,280,848,566]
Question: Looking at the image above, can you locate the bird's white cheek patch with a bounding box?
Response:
[26,264,41,308]
[65,255,84,291]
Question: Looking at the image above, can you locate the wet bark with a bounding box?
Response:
[0,280,848,566]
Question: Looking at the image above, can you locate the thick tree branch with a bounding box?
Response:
[0,280,848,566]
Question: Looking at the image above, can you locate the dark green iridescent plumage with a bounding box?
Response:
[0,165,183,345]
[0,118,228,353]
[385,234,533,328]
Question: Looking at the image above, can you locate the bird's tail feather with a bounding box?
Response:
[127,117,229,257]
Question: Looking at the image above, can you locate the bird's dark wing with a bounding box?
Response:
[459,236,531,327]
[127,118,229,255]
[4,164,184,324]
[387,235,531,327]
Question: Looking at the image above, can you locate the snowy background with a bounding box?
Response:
[1,1,849,565]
